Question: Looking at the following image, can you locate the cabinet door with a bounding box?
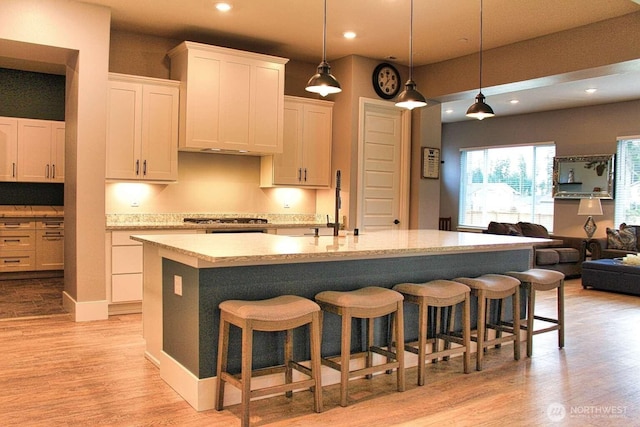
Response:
[272,103,303,185]
[220,58,252,150]
[0,117,18,181]
[251,62,284,153]
[301,104,333,187]
[51,122,65,182]
[141,84,179,181]
[35,229,64,270]
[183,53,222,150]
[17,119,51,182]
[106,80,142,180]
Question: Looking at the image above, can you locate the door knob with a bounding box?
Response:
[393,219,400,225]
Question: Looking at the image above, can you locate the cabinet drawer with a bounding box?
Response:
[0,220,35,230]
[36,229,64,270]
[0,230,35,250]
[112,230,142,246]
[112,273,143,302]
[0,250,36,272]
[112,245,143,274]
[37,220,64,230]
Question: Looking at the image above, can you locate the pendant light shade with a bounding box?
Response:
[466,0,494,120]
[396,0,426,110]
[306,0,341,97]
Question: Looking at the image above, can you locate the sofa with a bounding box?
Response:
[485,221,586,278]
[587,224,640,260]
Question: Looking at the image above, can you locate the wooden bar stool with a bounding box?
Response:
[454,274,521,371]
[504,269,565,357]
[215,295,323,427]
[315,286,405,407]
[393,280,471,386]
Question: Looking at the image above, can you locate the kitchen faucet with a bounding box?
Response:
[327,169,341,236]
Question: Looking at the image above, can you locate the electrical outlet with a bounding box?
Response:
[174,275,183,296]
[131,201,139,207]
[284,201,290,208]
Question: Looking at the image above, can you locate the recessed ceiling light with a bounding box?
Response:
[343,31,356,39]
[585,88,597,94]
[510,99,519,104]
[215,2,232,12]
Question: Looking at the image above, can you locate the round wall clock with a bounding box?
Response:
[372,62,401,99]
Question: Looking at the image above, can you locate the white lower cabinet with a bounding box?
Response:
[107,229,199,311]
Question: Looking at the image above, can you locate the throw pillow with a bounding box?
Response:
[487,221,522,236]
[606,227,637,251]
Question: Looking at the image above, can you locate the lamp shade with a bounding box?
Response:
[395,80,427,110]
[466,92,495,120]
[578,198,603,216]
[306,62,341,96]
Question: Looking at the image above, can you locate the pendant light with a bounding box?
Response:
[466,0,495,120]
[306,0,341,97]
[395,0,427,110]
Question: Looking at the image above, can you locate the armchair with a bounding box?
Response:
[587,224,640,260]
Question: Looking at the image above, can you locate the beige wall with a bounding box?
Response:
[441,99,640,237]
[0,0,110,318]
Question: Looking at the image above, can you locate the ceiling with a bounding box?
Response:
[32,1,640,121]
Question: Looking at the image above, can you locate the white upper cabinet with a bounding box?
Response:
[10,118,65,183]
[261,96,333,188]
[168,41,288,155]
[106,73,179,181]
[0,117,18,181]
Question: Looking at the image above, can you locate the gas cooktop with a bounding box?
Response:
[183,217,268,225]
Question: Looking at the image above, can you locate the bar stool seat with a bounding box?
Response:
[393,280,471,386]
[454,274,521,371]
[504,268,565,357]
[315,287,405,407]
[215,295,323,427]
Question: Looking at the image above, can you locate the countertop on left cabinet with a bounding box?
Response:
[0,206,63,217]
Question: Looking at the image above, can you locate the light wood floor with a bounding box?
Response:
[1,278,638,426]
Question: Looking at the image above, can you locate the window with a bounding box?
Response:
[614,137,640,225]
[459,144,556,230]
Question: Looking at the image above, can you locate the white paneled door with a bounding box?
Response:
[357,99,410,232]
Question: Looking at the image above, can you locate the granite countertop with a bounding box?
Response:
[131,229,550,267]
[105,212,327,231]
[0,206,64,218]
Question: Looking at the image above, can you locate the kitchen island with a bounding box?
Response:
[132,229,548,411]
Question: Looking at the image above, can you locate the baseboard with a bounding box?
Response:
[62,291,109,321]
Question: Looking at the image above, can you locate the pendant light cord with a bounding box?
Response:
[409,0,414,80]
[478,0,484,91]
[322,0,327,63]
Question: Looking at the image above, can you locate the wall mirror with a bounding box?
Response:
[552,154,615,199]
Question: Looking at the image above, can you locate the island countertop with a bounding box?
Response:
[131,229,549,267]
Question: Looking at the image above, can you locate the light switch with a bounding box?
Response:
[174,275,183,296]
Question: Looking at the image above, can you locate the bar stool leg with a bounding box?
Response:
[395,300,405,392]
[558,280,565,349]
[513,288,521,361]
[526,284,535,357]
[475,290,486,371]
[310,311,323,413]
[462,294,471,374]
[417,298,428,386]
[366,317,374,379]
[340,310,352,407]
[285,329,293,398]
[215,316,230,411]
[241,323,253,427]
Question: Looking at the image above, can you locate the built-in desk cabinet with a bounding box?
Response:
[106,73,179,181]
[0,117,65,183]
[168,41,288,154]
[261,96,333,187]
[0,218,64,273]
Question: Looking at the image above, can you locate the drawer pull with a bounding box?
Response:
[3,259,21,264]
[3,239,22,243]
[3,223,22,228]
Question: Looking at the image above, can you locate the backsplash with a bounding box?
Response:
[106,212,325,226]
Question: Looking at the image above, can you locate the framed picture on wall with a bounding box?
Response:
[422,147,440,179]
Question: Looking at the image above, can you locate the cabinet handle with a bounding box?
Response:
[143,160,147,176]
[135,160,140,176]
[3,239,21,243]
[298,168,302,182]
[46,164,50,178]
[304,168,307,182]
[43,222,62,228]
[12,162,15,178]
[2,223,21,228]
[3,259,21,264]
[52,164,56,179]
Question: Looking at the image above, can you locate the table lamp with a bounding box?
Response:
[577,198,603,238]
